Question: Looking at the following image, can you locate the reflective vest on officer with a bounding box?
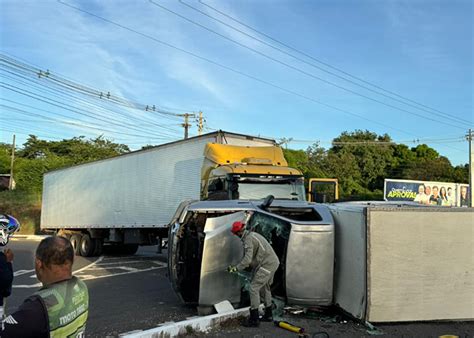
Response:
[35,276,89,338]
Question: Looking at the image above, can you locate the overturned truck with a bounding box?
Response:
[170,200,474,322]
[168,198,335,312]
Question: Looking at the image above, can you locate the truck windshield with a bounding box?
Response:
[235,178,306,201]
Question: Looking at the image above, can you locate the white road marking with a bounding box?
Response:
[95,260,163,267]
[74,256,104,273]
[13,255,165,288]
[13,269,35,277]
[14,256,104,288]
[13,283,42,288]
[100,255,158,262]
[116,266,139,272]
[79,266,166,281]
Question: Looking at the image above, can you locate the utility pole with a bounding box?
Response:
[9,134,15,190]
[467,129,473,207]
[177,113,195,139]
[198,111,203,136]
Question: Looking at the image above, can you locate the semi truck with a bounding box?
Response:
[40,131,306,256]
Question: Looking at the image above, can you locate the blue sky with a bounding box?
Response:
[0,0,472,165]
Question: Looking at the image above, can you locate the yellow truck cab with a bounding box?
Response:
[201,143,306,201]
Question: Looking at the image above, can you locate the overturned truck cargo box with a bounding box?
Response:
[329,202,474,322]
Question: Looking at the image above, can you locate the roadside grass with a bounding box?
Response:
[0,190,41,234]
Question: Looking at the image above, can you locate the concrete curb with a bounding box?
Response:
[120,307,250,337]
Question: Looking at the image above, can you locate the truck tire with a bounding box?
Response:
[92,238,103,256]
[79,234,95,257]
[70,234,82,256]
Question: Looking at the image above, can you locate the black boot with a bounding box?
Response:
[260,306,273,322]
[243,308,260,327]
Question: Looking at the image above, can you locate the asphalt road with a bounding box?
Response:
[4,238,474,338]
[5,238,196,337]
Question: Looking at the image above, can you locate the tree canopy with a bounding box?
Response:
[283,130,468,199]
[0,135,129,192]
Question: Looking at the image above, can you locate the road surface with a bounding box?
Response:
[5,238,473,337]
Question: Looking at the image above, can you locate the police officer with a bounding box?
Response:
[2,236,89,337]
[228,212,280,327]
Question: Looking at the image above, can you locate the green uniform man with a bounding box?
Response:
[229,212,280,327]
[2,236,89,337]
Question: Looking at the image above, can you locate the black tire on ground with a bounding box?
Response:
[70,234,82,256]
[92,238,103,256]
[79,234,95,257]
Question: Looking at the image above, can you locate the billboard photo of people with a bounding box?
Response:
[413,184,430,205]
[429,186,440,205]
[460,185,470,207]
[447,187,455,206]
[384,179,470,207]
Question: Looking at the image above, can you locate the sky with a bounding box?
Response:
[0,0,472,165]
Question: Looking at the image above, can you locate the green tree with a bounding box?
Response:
[329,130,394,195]
[452,164,469,183]
[12,135,130,192]
[0,143,12,174]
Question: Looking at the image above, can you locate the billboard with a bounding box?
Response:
[384,179,470,207]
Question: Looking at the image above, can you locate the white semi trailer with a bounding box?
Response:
[40,131,276,256]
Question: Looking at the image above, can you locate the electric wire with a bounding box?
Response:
[0,128,66,140]
[0,54,187,119]
[181,0,470,125]
[0,68,182,135]
[0,82,179,139]
[1,96,178,142]
[149,0,467,130]
[198,0,472,126]
[0,70,180,131]
[1,104,176,140]
[1,56,184,128]
[56,0,421,138]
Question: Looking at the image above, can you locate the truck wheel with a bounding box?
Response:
[92,239,103,256]
[70,234,82,256]
[79,234,95,257]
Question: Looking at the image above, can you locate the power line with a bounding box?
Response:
[0,53,189,119]
[0,57,185,129]
[0,128,66,141]
[149,0,466,130]
[57,0,423,138]
[197,0,472,126]
[0,83,178,139]
[288,136,465,144]
[0,68,182,135]
[1,104,177,140]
